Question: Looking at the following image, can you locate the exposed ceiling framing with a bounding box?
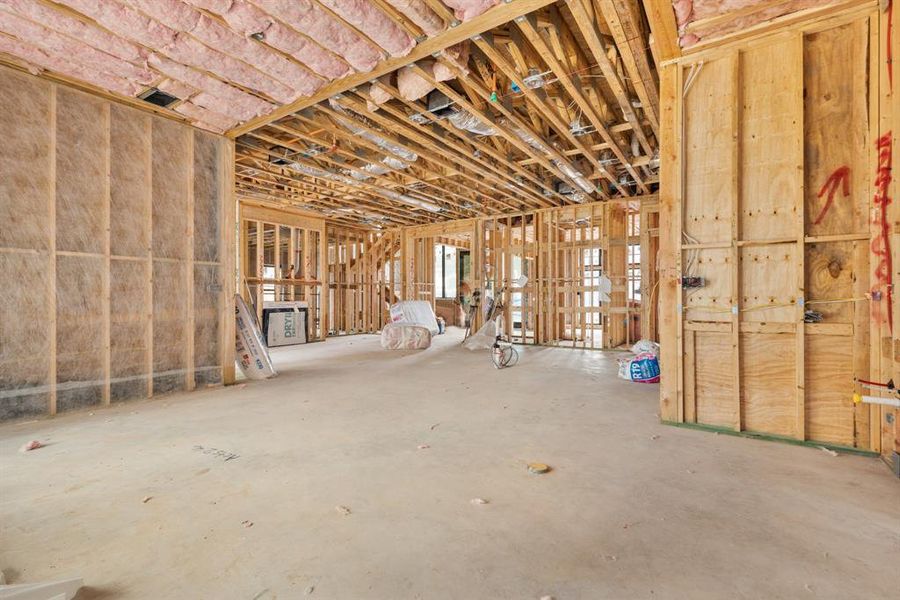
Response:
[0,0,666,228]
[235,0,665,227]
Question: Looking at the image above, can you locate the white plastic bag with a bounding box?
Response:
[630,339,660,357]
[389,300,439,334]
[381,323,432,349]
[464,318,497,350]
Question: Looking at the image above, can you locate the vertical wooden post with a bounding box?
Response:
[102,103,111,405]
[793,34,806,441]
[221,139,236,385]
[658,62,681,423]
[48,84,57,415]
[185,130,195,392]
[145,116,154,398]
[731,51,743,432]
[318,222,327,339]
[255,220,263,322]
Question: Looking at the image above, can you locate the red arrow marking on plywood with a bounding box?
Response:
[812,166,851,225]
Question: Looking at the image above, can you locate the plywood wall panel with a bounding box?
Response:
[806,241,864,323]
[694,331,736,427]
[805,334,855,446]
[683,56,734,243]
[741,333,797,437]
[740,244,797,322]
[194,131,222,263]
[0,69,51,250]
[55,255,104,412]
[110,105,150,258]
[55,88,106,254]
[739,38,802,241]
[661,12,880,452]
[152,117,190,260]
[685,247,732,322]
[803,20,868,237]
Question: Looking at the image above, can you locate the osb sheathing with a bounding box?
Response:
[0,64,231,420]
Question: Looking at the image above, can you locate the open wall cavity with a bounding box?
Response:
[659,7,898,456]
[0,65,235,421]
[239,202,327,342]
[326,225,402,336]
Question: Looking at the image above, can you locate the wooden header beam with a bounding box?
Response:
[226,0,560,138]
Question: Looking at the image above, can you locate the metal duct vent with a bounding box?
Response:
[138,87,179,108]
[427,90,454,117]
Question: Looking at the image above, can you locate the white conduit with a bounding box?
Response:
[853,394,900,408]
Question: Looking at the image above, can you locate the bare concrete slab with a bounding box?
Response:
[1,329,898,599]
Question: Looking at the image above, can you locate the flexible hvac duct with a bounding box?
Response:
[506,123,594,194]
[447,108,495,136]
[281,159,441,212]
[328,99,418,162]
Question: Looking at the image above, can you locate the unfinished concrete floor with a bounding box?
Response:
[1,329,898,599]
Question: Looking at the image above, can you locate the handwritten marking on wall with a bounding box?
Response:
[872,131,893,331]
[813,166,851,225]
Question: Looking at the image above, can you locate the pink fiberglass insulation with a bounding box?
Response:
[317,0,415,57]
[56,0,307,103]
[398,61,435,101]
[0,10,154,84]
[697,0,829,39]
[369,74,393,105]
[175,101,237,132]
[149,54,273,120]
[253,0,382,72]
[0,0,147,63]
[675,0,833,46]
[165,34,301,102]
[0,35,143,96]
[182,0,349,80]
[443,0,499,21]
[433,41,468,81]
[126,1,339,92]
[672,0,692,26]
[56,0,178,48]
[383,0,445,36]
[156,77,197,100]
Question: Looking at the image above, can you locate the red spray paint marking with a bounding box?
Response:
[872,131,893,331]
[813,166,851,225]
